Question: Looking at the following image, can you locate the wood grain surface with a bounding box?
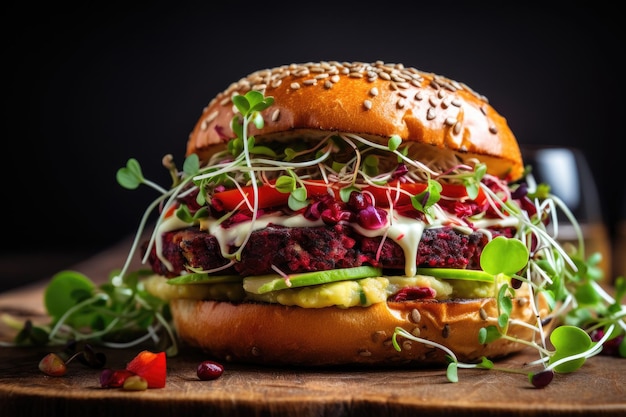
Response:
[1,238,625,417]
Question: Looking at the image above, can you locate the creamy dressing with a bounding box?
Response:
[155,205,520,277]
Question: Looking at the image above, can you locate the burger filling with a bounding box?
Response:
[142,126,532,309]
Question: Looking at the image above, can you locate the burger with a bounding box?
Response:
[140,60,554,367]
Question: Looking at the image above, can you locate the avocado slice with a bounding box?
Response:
[243,266,383,294]
[166,273,242,285]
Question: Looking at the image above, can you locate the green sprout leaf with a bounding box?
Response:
[480,236,529,276]
[183,153,200,178]
[388,135,402,151]
[410,179,442,214]
[44,271,96,327]
[478,325,502,344]
[364,154,379,176]
[461,163,486,200]
[275,175,296,193]
[548,325,593,373]
[252,112,265,129]
[446,361,459,383]
[288,187,309,211]
[477,357,494,369]
[116,158,144,190]
[232,94,251,115]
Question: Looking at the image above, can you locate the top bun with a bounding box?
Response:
[187,61,523,180]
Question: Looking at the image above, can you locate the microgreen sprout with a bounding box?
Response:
[6,89,624,389]
[38,343,106,377]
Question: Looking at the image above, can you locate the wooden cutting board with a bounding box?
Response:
[1,239,625,416]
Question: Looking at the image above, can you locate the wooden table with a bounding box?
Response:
[1,238,625,417]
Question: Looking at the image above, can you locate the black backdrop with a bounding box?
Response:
[3,3,624,290]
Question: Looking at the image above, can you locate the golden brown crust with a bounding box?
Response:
[186,61,523,180]
[170,288,547,366]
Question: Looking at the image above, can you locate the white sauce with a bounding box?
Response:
[155,205,520,277]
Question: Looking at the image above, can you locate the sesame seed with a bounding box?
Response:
[271,109,280,122]
[202,110,219,129]
[371,330,387,342]
[410,308,421,323]
[442,324,450,338]
[205,61,497,132]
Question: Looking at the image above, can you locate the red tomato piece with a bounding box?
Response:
[125,350,167,389]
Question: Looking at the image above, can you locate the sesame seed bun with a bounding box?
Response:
[153,61,541,367]
[186,61,523,181]
[170,283,548,366]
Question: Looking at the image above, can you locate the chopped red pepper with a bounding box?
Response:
[125,350,167,389]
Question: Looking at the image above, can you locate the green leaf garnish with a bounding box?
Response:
[116,158,144,190]
[44,271,96,327]
[410,179,442,214]
[548,326,592,373]
[388,135,402,151]
[480,236,528,276]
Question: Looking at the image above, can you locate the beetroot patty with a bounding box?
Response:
[144,224,495,278]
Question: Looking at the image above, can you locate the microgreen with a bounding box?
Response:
[6,269,177,356]
[410,179,442,216]
[7,89,624,390]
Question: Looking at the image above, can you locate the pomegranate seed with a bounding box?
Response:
[530,369,554,388]
[39,353,67,377]
[197,360,224,380]
[100,368,136,387]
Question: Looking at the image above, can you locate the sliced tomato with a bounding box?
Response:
[362,181,485,207]
[211,179,484,211]
[212,181,330,211]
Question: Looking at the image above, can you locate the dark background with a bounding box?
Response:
[3,3,624,292]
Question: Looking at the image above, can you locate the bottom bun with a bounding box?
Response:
[170,289,548,366]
